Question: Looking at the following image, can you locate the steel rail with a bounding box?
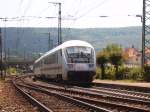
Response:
[24,81,150,106]
[12,80,53,112]
[74,86,150,102]
[93,86,150,98]
[17,83,111,112]
[18,82,150,112]
[71,95,150,112]
[15,76,150,112]
[93,82,150,93]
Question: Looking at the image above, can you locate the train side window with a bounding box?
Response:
[47,56,51,64]
[37,62,39,67]
[60,50,62,56]
[44,56,50,64]
[44,58,46,64]
[54,53,57,63]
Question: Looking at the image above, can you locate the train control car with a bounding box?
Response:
[33,40,96,83]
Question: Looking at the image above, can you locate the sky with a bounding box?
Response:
[0,0,143,28]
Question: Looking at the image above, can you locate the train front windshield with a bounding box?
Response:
[66,46,94,63]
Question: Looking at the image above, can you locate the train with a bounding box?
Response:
[33,40,96,83]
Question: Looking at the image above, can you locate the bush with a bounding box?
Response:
[143,65,150,81]
[96,65,144,81]
[96,67,101,79]
[128,67,143,81]
[105,66,115,80]
[96,66,115,80]
[115,66,143,81]
[118,66,130,79]
[6,67,17,75]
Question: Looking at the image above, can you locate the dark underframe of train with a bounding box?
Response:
[33,71,96,86]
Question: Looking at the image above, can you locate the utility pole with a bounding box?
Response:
[49,2,62,45]
[24,49,26,61]
[142,0,150,68]
[48,32,51,50]
[47,32,54,50]
[0,28,3,77]
[4,18,7,77]
[7,48,9,61]
[142,0,145,69]
[58,3,62,45]
[23,44,26,61]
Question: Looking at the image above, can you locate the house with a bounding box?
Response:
[124,46,141,67]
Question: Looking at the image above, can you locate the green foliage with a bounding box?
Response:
[116,66,143,81]
[144,65,150,73]
[96,51,109,79]
[96,51,109,65]
[6,67,17,75]
[104,44,122,54]
[105,66,115,79]
[96,43,125,80]
[117,66,129,79]
[143,65,150,81]
[96,65,144,81]
[128,67,143,81]
[104,44,124,79]
[96,66,115,80]
[96,43,145,81]
[110,54,123,66]
[104,44,123,63]
[96,67,101,79]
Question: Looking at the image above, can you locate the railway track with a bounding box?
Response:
[19,78,150,112]
[93,82,150,93]
[74,86,150,102]
[12,79,53,112]
[27,79,150,102]
[37,79,150,101]
[13,77,110,112]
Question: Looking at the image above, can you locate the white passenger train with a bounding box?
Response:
[33,40,96,83]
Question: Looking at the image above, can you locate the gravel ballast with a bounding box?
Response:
[0,80,39,112]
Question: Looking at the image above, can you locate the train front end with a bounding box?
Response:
[65,46,96,83]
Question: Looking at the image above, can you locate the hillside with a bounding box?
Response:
[1,27,142,59]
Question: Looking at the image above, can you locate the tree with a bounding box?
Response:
[106,44,123,79]
[110,53,123,79]
[96,51,109,79]
[96,44,124,80]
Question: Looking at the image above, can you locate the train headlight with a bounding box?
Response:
[89,64,94,68]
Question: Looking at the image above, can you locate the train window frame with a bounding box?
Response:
[65,46,94,63]
[66,46,92,57]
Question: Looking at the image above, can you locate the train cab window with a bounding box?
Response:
[66,46,94,63]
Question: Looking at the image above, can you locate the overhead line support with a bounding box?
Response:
[142,0,150,67]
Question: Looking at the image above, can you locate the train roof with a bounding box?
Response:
[35,40,94,63]
[60,40,93,48]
